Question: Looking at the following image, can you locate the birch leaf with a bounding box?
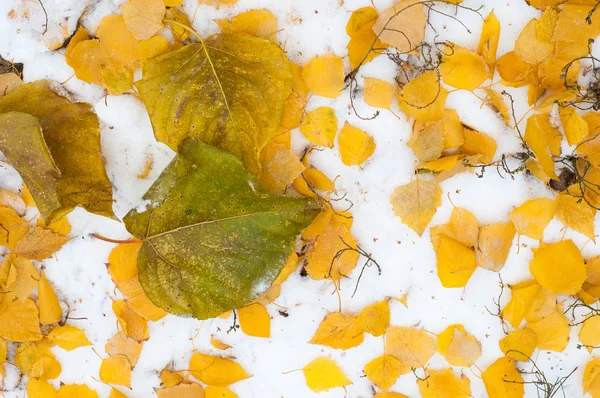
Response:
[120,0,166,40]
[190,353,249,386]
[0,81,114,221]
[373,0,425,54]
[482,357,524,398]
[417,369,471,398]
[123,139,318,319]
[302,357,351,393]
[390,178,442,235]
[477,11,500,67]
[136,33,293,175]
[310,312,364,349]
[364,355,402,392]
[529,240,586,295]
[385,326,435,373]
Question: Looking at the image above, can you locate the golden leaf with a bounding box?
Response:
[410,120,445,163]
[27,379,58,398]
[57,384,98,398]
[509,198,557,240]
[385,326,435,372]
[216,9,278,42]
[38,273,62,325]
[139,36,171,65]
[529,240,586,295]
[97,15,140,66]
[14,227,70,260]
[524,113,561,180]
[584,358,600,398]
[556,192,596,240]
[482,357,524,398]
[501,280,541,328]
[476,222,515,271]
[47,324,91,351]
[157,384,205,398]
[514,19,553,64]
[189,353,250,386]
[105,332,142,366]
[0,207,29,249]
[100,355,132,387]
[579,316,600,352]
[113,300,149,341]
[527,310,570,351]
[305,220,359,280]
[259,142,305,192]
[364,78,395,109]
[560,107,588,146]
[477,11,500,67]
[310,312,364,349]
[347,8,383,69]
[398,71,448,122]
[499,328,537,361]
[460,125,497,164]
[338,123,376,166]
[417,368,471,398]
[440,45,491,91]
[238,303,270,338]
[302,55,344,98]
[15,339,61,380]
[121,0,165,40]
[357,299,390,336]
[302,357,351,393]
[437,324,481,367]
[390,178,442,235]
[435,235,477,288]
[364,355,402,392]
[373,0,425,54]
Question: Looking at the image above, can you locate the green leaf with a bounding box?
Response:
[136,33,293,176]
[0,81,114,221]
[123,139,319,319]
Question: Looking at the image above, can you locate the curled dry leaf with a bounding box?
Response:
[124,140,318,319]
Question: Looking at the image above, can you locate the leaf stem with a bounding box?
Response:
[91,233,141,244]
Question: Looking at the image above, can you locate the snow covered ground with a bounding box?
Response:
[1,0,599,397]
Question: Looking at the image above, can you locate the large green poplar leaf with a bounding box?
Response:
[135,33,293,176]
[123,139,319,319]
[0,81,114,221]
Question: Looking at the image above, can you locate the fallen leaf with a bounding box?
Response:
[15,339,61,380]
[435,235,477,288]
[364,78,395,109]
[437,324,482,367]
[440,45,491,91]
[190,353,250,386]
[157,383,205,398]
[310,312,364,349]
[477,11,500,67]
[499,328,537,361]
[496,51,535,87]
[210,336,232,351]
[259,142,305,192]
[14,227,70,260]
[302,55,344,98]
[160,369,183,388]
[476,222,515,271]
[527,310,570,351]
[0,73,23,97]
[97,15,140,67]
[584,358,600,398]
[579,316,600,352]
[100,355,132,387]
[7,255,39,301]
[357,299,390,336]
[347,7,383,69]
[502,280,540,328]
[509,198,557,240]
[206,386,238,398]
[560,107,588,146]
[338,123,376,166]
[121,0,165,40]
[27,379,58,398]
[302,357,351,392]
[529,240,586,295]
[514,19,553,65]
[164,8,191,42]
[216,9,278,42]
[553,4,600,59]
[417,368,471,398]
[398,71,448,122]
[410,120,445,163]
[47,324,91,351]
[373,0,425,54]
[108,243,142,282]
[556,192,596,240]
[524,113,561,180]
[385,326,435,373]
[300,107,339,148]
[139,36,171,65]
[364,355,402,392]
[481,357,524,398]
[390,178,442,235]
[113,300,149,341]
[0,207,29,250]
[57,384,98,398]
[460,125,497,164]
[484,89,510,124]
[238,303,270,338]
[105,332,143,366]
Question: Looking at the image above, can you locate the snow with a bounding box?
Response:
[0,0,599,397]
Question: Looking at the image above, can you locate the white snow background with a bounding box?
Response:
[0,0,599,397]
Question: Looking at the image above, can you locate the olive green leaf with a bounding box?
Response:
[0,81,114,221]
[135,33,293,176]
[124,139,319,319]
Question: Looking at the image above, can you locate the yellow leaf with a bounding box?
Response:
[524,113,561,179]
[553,4,600,59]
[164,8,191,42]
[496,52,535,87]
[579,316,600,352]
[97,15,140,67]
[272,252,299,285]
[302,357,351,393]
[299,107,338,147]
[499,328,537,361]
[57,384,98,398]
[259,142,304,192]
[15,339,61,380]
[530,240,586,294]
[14,226,70,260]
[560,107,588,146]
[398,71,448,122]
[527,310,570,351]
[509,198,557,240]
[357,299,390,336]
[310,312,364,349]
[127,291,168,321]
[205,386,238,398]
[112,300,149,341]
[484,88,510,124]
[303,167,335,192]
[476,222,515,271]
[109,388,128,398]
[447,207,479,248]
[385,326,435,372]
[482,357,524,398]
[556,192,596,240]
[210,336,232,351]
[584,358,600,398]
[27,379,58,398]
[440,45,491,91]
[346,7,379,36]
[373,0,425,54]
[364,78,395,109]
[538,58,580,91]
[305,220,358,280]
[160,369,183,388]
[417,368,471,398]
[364,355,402,392]
[47,324,91,351]
[460,125,497,164]
[106,332,143,366]
[390,178,442,235]
[120,0,165,40]
[238,303,270,338]
[302,56,344,98]
[100,355,132,387]
[0,298,42,342]
[108,243,142,281]
[347,10,383,70]
[536,7,558,42]
[435,235,477,288]
[216,9,278,42]
[410,120,445,163]
[477,11,500,67]
[66,39,106,86]
[0,73,24,98]
[515,19,553,64]
[375,393,408,398]
[189,353,249,386]
[0,336,5,376]
[7,255,39,302]
[139,35,171,65]
[157,383,205,398]
[502,280,540,328]
[436,324,481,367]
[0,206,29,249]
[338,123,376,166]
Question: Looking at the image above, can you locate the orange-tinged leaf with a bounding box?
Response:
[538,58,580,91]
[398,71,448,122]
[560,107,588,146]
[482,357,524,398]
[364,78,395,109]
[139,35,171,65]
[435,235,477,288]
[527,310,570,351]
[108,243,142,281]
[310,312,364,349]
[509,198,557,240]
[524,114,561,179]
[100,355,132,387]
[57,384,98,398]
[556,192,596,240]
[120,0,165,40]
[189,353,250,386]
[157,383,205,398]
[302,357,351,392]
[502,280,541,328]
[259,142,304,192]
[530,240,586,295]
[460,125,496,164]
[478,11,500,67]
[305,220,359,280]
[0,298,42,342]
[210,336,232,351]
[440,45,491,91]
[499,328,537,361]
[27,379,58,398]
[410,120,445,163]
[302,56,344,98]
[385,326,435,372]
[338,123,376,166]
[476,222,515,271]
[14,226,70,260]
[299,107,338,147]
[496,51,535,87]
[97,15,140,67]
[106,332,143,366]
[206,386,237,398]
[417,368,471,398]
[216,9,278,42]
[47,324,91,351]
[584,358,600,398]
[390,178,442,235]
[238,303,270,338]
[364,355,402,392]
[357,299,390,336]
[0,206,29,249]
[112,300,149,341]
[373,0,425,54]
[437,324,481,367]
[514,19,553,64]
